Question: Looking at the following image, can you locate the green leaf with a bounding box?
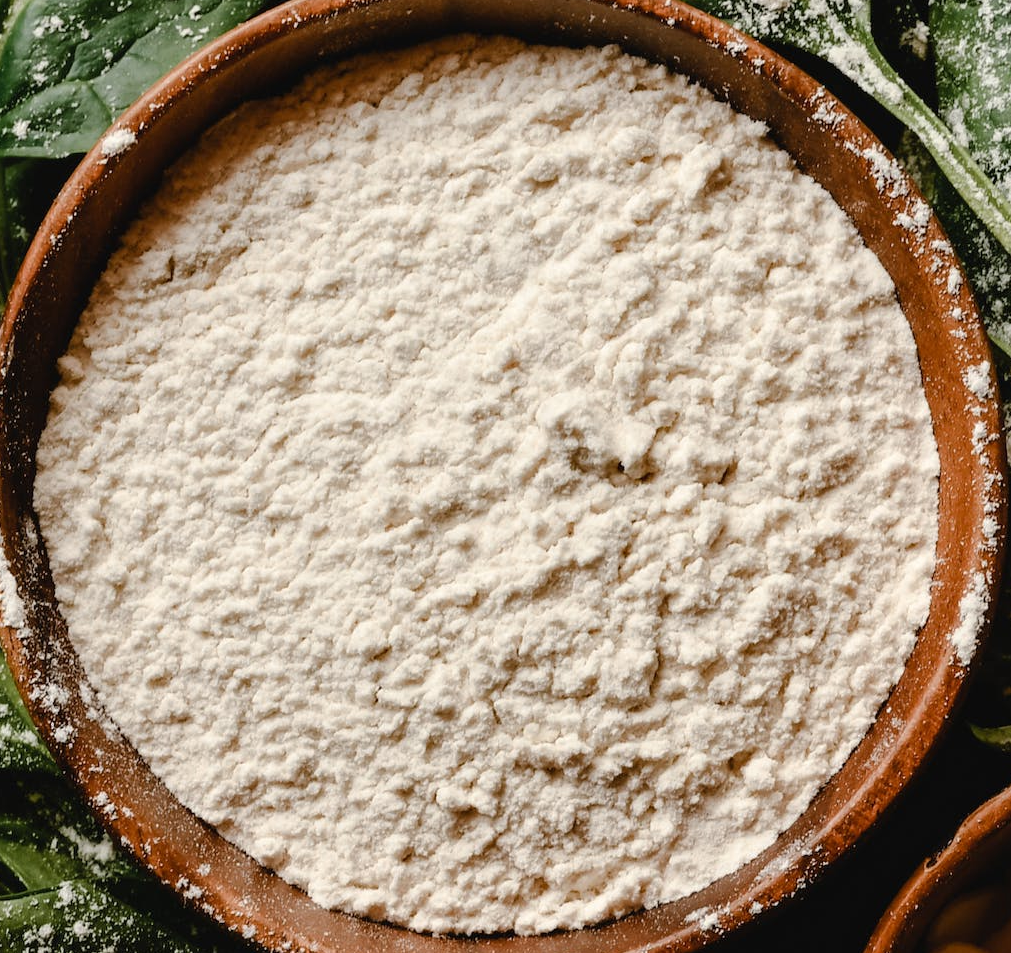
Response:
[0,777,244,950]
[937,181,1011,350]
[0,154,73,290]
[0,79,110,156]
[970,722,1011,753]
[0,775,136,878]
[929,0,1011,350]
[0,879,207,952]
[0,657,31,730]
[0,0,264,159]
[932,0,1011,193]
[894,128,1011,356]
[0,660,57,776]
[0,776,136,886]
[0,768,249,949]
[0,817,88,889]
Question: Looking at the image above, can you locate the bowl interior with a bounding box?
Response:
[0,1,1005,952]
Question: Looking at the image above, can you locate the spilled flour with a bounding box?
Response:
[33,37,939,935]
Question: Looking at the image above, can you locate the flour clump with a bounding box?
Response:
[33,36,939,936]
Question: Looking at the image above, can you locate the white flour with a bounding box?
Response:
[34,37,939,935]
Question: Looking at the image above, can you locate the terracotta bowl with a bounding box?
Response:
[0,1,1005,951]
[867,783,1011,953]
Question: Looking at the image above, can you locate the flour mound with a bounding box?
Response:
[34,37,939,936]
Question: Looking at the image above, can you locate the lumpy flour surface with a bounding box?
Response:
[34,37,939,935]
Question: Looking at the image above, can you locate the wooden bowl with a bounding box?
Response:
[867,784,1011,953]
[0,1,1005,951]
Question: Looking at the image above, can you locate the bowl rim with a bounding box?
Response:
[0,1,1006,951]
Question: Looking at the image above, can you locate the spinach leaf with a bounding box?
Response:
[937,182,1011,349]
[0,0,264,157]
[970,723,1011,753]
[930,0,1011,349]
[0,154,73,292]
[0,655,33,731]
[0,878,209,952]
[0,816,92,888]
[932,0,1011,194]
[0,661,57,775]
[0,774,250,951]
[892,129,1011,357]
[1,774,137,882]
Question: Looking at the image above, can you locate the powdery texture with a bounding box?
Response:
[99,128,136,158]
[34,37,939,936]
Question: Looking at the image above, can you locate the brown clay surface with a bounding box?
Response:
[0,2,1005,952]
[866,782,1011,953]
